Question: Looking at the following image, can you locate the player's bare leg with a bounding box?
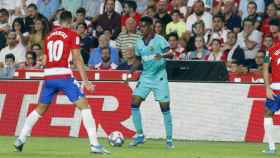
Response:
[263,107,276,154]
[129,96,145,147]
[159,102,174,149]
[74,97,110,154]
[14,103,49,152]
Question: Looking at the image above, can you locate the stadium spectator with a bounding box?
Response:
[145,5,157,18]
[154,20,165,36]
[136,0,149,13]
[0,31,26,65]
[185,0,212,32]
[269,18,280,45]
[245,1,263,29]
[73,7,91,29]
[121,0,141,31]
[273,0,280,16]
[31,43,42,57]
[81,0,102,18]
[15,0,38,16]
[23,3,46,32]
[88,34,119,67]
[20,51,37,69]
[0,53,16,79]
[186,35,209,60]
[116,17,141,60]
[224,31,245,67]
[207,14,230,46]
[154,0,172,32]
[261,3,278,35]
[76,22,98,65]
[61,0,82,15]
[95,0,121,39]
[28,17,49,49]
[99,0,123,15]
[117,44,142,70]
[104,29,117,48]
[223,0,242,33]
[186,20,209,52]
[248,50,265,72]
[262,34,274,51]
[239,0,265,20]
[187,0,213,13]
[0,32,6,50]
[166,32,186,60]
[171,0,188,18]
[237,18,262,60]
[91,47,118,70]
[12,18,29,45]
[205,39,227,61]
[165,10,186,38]
[0,8,10,33]
[36,0,60,20]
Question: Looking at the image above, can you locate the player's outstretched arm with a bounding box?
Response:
[263,52,274,100]
[72,48,94,92]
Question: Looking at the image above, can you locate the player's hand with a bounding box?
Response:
[266,87,275,100]
[84,81,95,93]
[154,54,162,60]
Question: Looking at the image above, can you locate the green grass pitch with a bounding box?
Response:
[0,136,278,158]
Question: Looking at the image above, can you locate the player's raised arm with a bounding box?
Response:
[72,48,94,92]
[263,51,274,100]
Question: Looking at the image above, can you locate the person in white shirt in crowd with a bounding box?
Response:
[205,39,227,61]
[0,31,26,66]
[187,0,212,14]
[100,0,123,15]
[171,0,188,18]
[186,0,212,33]
[165,32,186,60]
[237,18,262,60]
[207,14,230,46]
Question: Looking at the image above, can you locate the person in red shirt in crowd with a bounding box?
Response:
[262,34,274,51]
[205,39,228,61]
[165,32,186,60]
[269,18,280,46]
[121,0,142,31]
[261,3,278,35]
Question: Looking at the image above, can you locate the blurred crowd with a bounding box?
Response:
[0,0,279,78]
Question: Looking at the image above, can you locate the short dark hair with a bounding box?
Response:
[125,0,137,11]
[27,3,38,10]
[60,11,72,23]
[243,17,255,26]
[167,32,179,40]
[5,53,15,62]
[0,8,9,17]
[26,51,37,61]
[171,10,181,16]
[269,18,280,27]
[77,22,88,29]
[140,16,154,26]
[213,14,225,22]
[248,1,257,9]
[76,7,86,15]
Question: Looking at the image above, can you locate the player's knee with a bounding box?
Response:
[132,96,142,108]
[159,102,170,113]
[36,104,49,115]
[265,107,274,117]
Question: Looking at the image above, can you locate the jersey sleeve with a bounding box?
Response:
[159,36,170,54]
[69,31,80,49]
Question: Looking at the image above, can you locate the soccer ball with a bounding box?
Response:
[108,131,124,147]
